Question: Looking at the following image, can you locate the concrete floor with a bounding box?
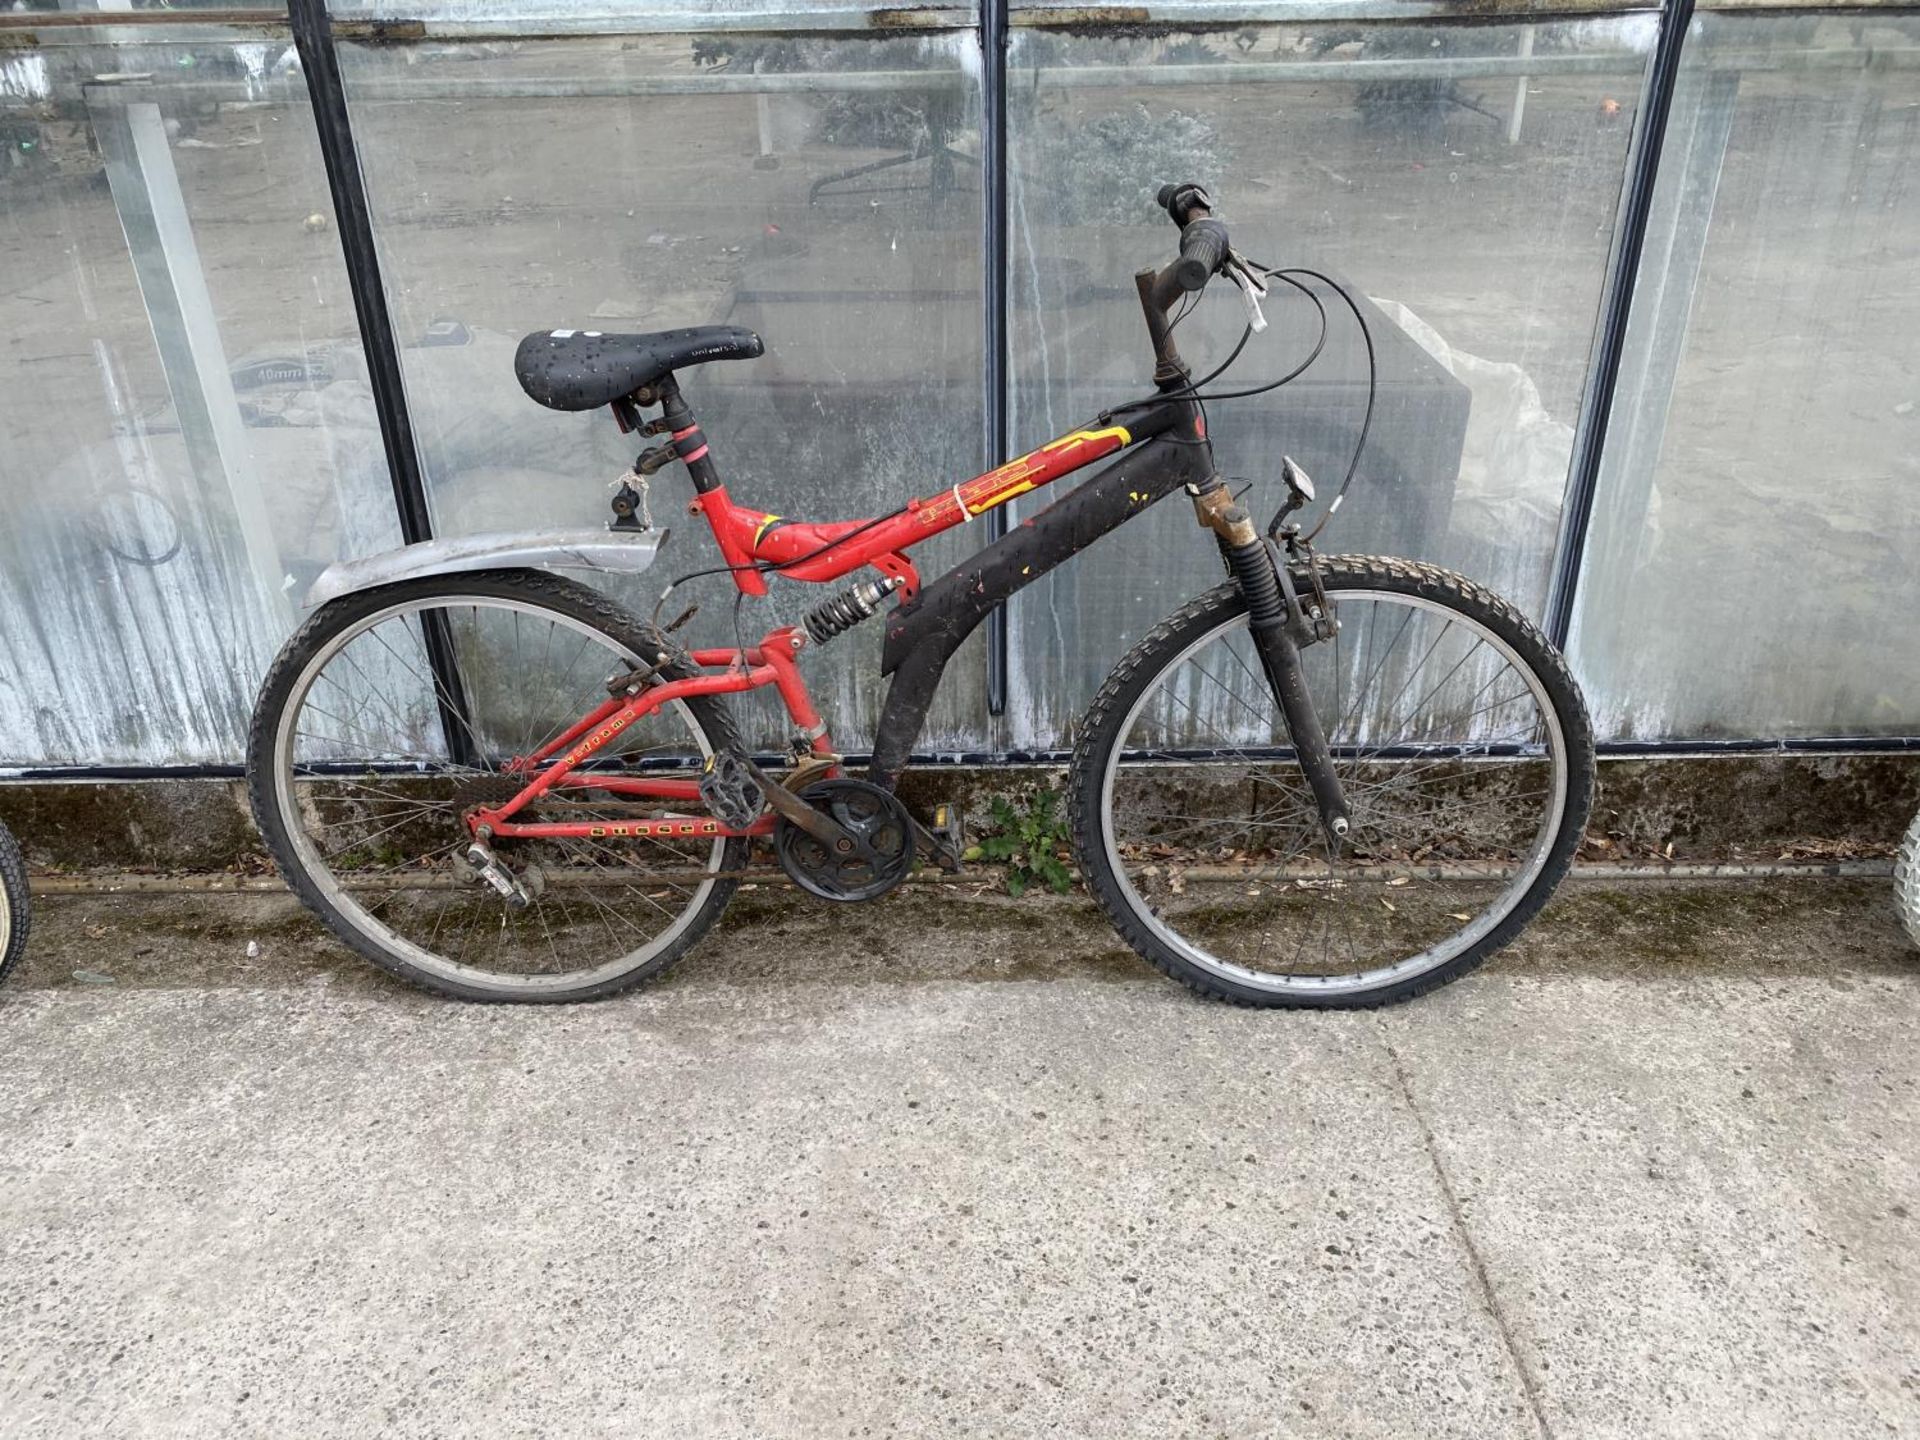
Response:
[0,880,1915,1438]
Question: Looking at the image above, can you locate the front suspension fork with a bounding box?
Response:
[1192,483,1351,842]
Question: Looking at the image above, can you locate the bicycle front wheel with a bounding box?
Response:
[248,570,747,1003]
[1070,556,1594,1008]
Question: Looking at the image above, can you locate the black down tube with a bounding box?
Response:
[869,433,1210,787]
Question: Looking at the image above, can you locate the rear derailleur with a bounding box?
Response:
[452,838,543,912]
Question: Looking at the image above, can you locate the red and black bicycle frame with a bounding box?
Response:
[473,202,1354,850]
[469,390,1215,846]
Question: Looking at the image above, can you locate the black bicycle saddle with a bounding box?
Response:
[514,326,764,411]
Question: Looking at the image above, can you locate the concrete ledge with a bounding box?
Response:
[0,753,1914,873]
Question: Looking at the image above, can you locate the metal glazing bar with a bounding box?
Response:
[1009,0,1656,20]
[60,42,1918,115]
[0,9,283,29]
[11,730,1920,784]
[1543,0,1697,648]
[24,0,1640,42]
[288,0,428,547]
[326,8,976,40]
[984,0,1011,718]
[287,0,475,767]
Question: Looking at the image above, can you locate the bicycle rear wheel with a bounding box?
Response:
[1071,556,1593,1007]
[248,570,746,1003]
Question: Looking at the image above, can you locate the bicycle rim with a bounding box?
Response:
[1098,588,1571,997]
[269,592,727,996]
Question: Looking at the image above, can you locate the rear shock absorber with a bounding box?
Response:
[804,575,905,645]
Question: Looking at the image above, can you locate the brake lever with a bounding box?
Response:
[1223,249,1269,333]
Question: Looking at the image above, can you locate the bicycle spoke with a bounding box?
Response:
[1101,580,1576,998]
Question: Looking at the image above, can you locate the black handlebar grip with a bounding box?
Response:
[1157,181,1213,227]
[1170,217,1230,292]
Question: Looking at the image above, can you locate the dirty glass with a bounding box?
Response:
[0,42,397,768]
[325,0,968,20]
[337,31,989,753]
[1569,12,1920,741]
[16,3,291,11]
[1001,17,1652,747]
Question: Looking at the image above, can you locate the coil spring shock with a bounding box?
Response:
[804,575,905,645]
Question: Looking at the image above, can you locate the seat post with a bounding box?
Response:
[653,374,722,494]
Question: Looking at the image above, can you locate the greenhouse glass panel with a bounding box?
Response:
[1002,17,1653,746]
[1570,12,1920,741]
[0,40,398,767]
[336,31,989,752]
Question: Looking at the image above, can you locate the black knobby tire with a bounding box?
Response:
[247,569,748,1003]
[0,819,28,987]
[1069,555,1595,1008]
[1896,809,1920,950]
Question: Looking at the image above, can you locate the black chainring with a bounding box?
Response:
[774,778,914,902]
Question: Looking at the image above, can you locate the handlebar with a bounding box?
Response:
[1144,181,1229,311]
[1137,179,1231,385]
[1169,218,1230,293]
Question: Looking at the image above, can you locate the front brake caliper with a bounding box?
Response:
[1271,533,1338,647]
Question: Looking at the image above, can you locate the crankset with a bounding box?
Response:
[774,777,915,902]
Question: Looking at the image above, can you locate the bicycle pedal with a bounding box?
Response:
[699,750,763,830]
[914,801,968,874]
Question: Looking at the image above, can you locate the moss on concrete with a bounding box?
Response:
[0,780,264,872]
[8,876,1911,996]
[2,752,1914,875]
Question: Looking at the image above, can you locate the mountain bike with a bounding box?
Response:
[247,181,1595,1007]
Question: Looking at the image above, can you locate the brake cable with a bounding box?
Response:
[660,256,1376,631]
[1262,265,1377,543]
[1099,260,1377,544]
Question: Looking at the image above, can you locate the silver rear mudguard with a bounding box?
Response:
[303,528,666,609]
